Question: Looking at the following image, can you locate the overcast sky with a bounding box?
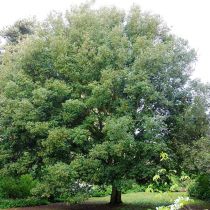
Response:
[0,0,209,83]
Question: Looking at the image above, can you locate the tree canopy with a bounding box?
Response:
[0,4,209,204]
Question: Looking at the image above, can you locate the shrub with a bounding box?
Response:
[188,174,210,200]
[124,183,147,193]
[0,174,36,199]
[31,163,74,200]
[0,198,49,209]
[151,170,192,192]
[18,174,37,198]
[31,163,90,201]
[65,193,88,204]
[0,177,19,199]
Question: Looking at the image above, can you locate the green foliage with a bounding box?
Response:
[148,169,192,192]
[90,185,112,197]
[120,180,147,194]
[124,183,147,194]
[31,162,90,202]
[172,82,210,174]
[62,99,87,124]
[182,137,210,174]
[31,163,76,200]
[0,174,37,199]
[0,198,49,209]
[64,193,89,204]
[18,174,38,198]
[188,174,210,200]
[0,177,18,199]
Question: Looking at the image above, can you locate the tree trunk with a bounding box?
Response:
[110,185,122,205]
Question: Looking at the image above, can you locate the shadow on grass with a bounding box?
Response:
[7,201,210,210]
[6,192,210,210]
[8,203,210,210]
[7,202,160,210]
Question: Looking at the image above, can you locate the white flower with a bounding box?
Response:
[156,197,192,210]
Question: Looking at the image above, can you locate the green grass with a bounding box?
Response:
[187,199,210,209]
[87,192,210,209]
[0,192,209,210]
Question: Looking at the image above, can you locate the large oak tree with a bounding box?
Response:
[0,4,209,204]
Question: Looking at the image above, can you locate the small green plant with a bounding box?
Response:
[151,169,192,192]
[145,184,155,193]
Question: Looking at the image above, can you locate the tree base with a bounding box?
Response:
[110,186,122,205]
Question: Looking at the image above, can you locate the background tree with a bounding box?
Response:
[0,4,209,204]
[0,19,35,44]
[0,19,35,64]
[179,80,210,174]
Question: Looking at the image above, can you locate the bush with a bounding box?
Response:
[0,177,19,199]
[65,193,88,204]
[188,174,210,200]
[18,174,37,198]
[0,174,37,199]
[0,198,49,209]
[150,170,192,192]
[124,183,147,193]
[31,163,91,201]
[31,163,74,200]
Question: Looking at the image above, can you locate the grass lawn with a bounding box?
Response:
[87,191,210,209]
[88,191,187,206]
[1,192,210,210]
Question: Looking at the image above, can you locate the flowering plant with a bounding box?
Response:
[156,197,192,210]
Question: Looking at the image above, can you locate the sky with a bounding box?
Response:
[0,0,209,83]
